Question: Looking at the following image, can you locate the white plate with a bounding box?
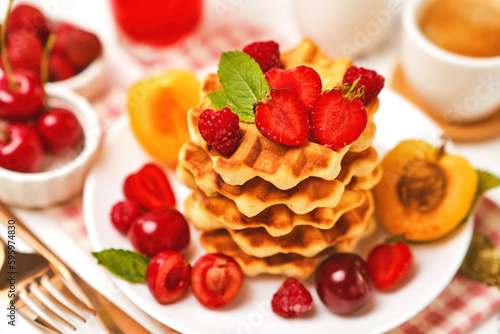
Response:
[83,89,473,334]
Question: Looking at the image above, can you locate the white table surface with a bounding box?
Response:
[1,0,499,333]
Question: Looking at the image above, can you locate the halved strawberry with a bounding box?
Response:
[367,241,413,290]
[310,87,367,150]
[255,89,309,146]
[265,65,322,109]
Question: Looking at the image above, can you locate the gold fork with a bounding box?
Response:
[0,236,96,333]
[0,203,151,334]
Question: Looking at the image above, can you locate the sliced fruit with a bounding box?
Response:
[373,140,478,241]
[271,277,313,317]
[311,88,367,149]
[366,241,413,290]
[128,206,190,257]
[191,253,243,309]
[265,65,322,109]
[146,250,191,304]
[123,163,176,209]
[128,70,200,168]
[255,89,309,146]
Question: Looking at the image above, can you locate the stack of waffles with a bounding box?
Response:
[177,39,382,279]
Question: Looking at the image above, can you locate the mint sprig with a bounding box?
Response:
[92,249,150,283]
[208,50,270,123]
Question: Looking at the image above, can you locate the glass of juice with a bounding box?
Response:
[110,0,203,61]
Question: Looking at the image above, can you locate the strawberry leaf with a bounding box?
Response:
[209,50,270,123]
[92,249,150,283]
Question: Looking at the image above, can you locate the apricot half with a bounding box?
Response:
[128,70,200,168]
[373,140,477,242]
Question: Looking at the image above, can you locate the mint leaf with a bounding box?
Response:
[92,249,150,283]
[208,50,270,123]
[476,170,500,197]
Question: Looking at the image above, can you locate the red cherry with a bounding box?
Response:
[35,108,83,154]
[128,206,190,257]
[146,250,191,304]
[191,253,243,309]
[0,123,43,172]
[0,70,44,121]
[316,253,371,315]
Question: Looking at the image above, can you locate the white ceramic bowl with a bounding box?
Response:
[0,87,102,209]
[45,52,108,100]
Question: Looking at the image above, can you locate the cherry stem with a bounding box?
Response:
[41,34,57,87]
[1,0,17,91]
[0,128,8,143]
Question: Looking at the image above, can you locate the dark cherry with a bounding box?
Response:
[0,70,44,121]
[0,123,43,172]
[146,250,191,304]
[316,253,371,315]
[35,108,83,154]
[128,206,190,257]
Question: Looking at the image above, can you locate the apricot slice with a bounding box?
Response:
[373,140,477,242]
[128,70,200,168]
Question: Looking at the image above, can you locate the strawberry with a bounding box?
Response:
[6,4,50,41]
[310,81,368,150]
[255,89,309,146]
[3,30,44,75]
[367,241,413,290]
[49,53,76,82]
[342,66,385,105]
[198,107,240,156]
[242,40,281,73]
[265,65,322,109]
[52,23,101,71]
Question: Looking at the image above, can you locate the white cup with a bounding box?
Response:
[292,0,402,59]
[402,0,500,123]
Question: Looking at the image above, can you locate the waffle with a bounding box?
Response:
[189,191,374,258]
[178,141,379,216]
[186,39,379,190]
[199,218,376,279]
[184,189,366,237]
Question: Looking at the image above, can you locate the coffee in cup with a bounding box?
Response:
[417,0,500,58]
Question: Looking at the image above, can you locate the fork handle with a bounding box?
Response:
[0,203,69,273]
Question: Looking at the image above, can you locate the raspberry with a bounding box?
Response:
[242,40,281,73]
[110,199,142,234]
[271,277,313,317]
[198,108,240,156]
[342,66,385,105]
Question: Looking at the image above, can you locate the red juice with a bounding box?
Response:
[110,0,202,47]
